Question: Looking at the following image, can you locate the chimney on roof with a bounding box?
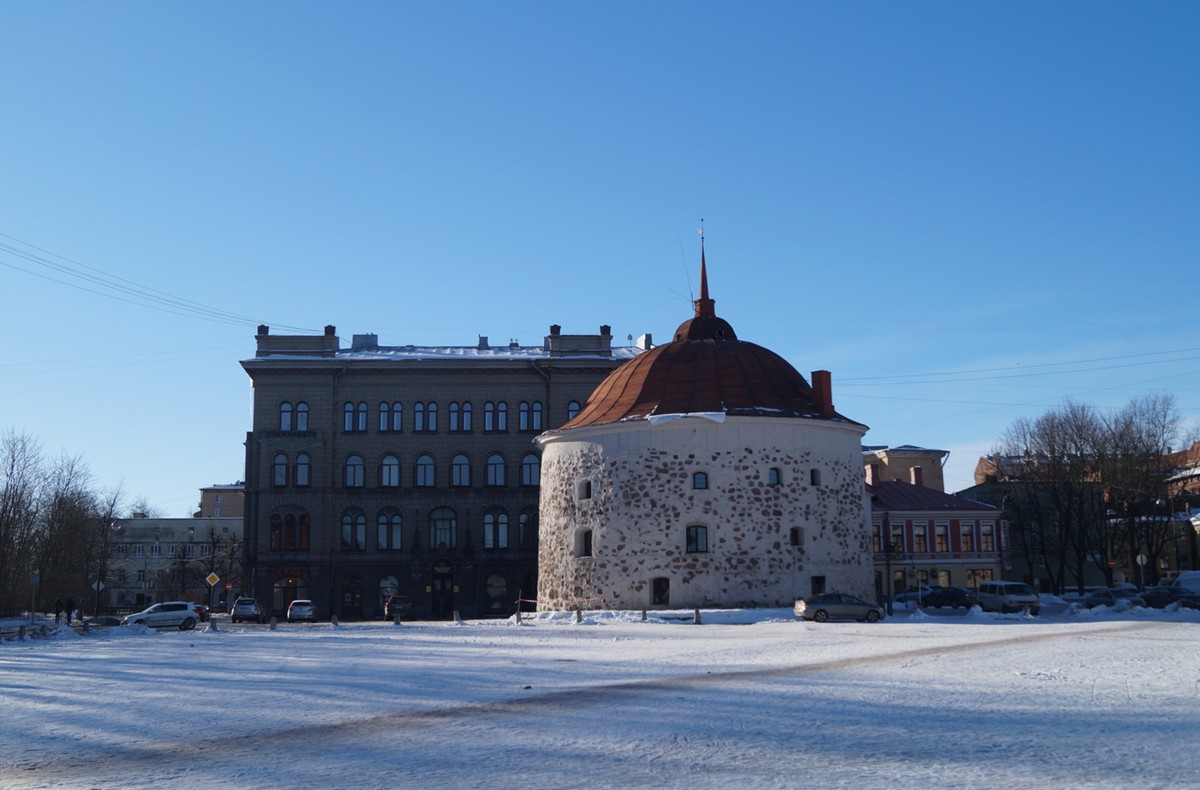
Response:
[600,325,611,336]
[910,466,924,487]
[324,325,336,337]
[478,336,489,349]
[867,463,880,487]
[811,370,835,417]
[549,324,561,336]
[257,325,269,336]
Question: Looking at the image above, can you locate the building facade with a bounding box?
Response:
[196,483,245,519]
[107,516,243,613]
[536,254,874,610]
[241,324,639,620]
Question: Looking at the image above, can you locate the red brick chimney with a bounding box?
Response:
[811,370,835,417]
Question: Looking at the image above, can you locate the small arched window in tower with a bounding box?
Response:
[768,467,782,486]
[790,527,804,547]
[692,472,708,490]
[576,529,593,558]
[809,468,822,487]
[686,524,708,553]
[577,480,592,500]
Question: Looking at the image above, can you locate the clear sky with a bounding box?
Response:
[2,2,1197,514]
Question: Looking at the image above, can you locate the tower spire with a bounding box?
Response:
[694,221,715,317]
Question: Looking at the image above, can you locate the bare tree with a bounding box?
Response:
[0,430,42,613]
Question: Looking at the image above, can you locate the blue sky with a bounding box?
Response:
[2,2,1197,514]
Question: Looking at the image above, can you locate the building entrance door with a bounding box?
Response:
[431,560,454,619]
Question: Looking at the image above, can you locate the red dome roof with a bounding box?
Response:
[562,251,859,430]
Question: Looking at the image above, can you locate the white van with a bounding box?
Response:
[1171,571,1200,595]
[977,581,1040,615]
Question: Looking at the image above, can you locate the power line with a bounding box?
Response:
[0,232,319,333]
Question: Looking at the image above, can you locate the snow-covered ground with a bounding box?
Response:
[2,603,1198,789]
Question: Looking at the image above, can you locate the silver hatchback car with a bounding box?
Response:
[795,593,885,623]
[286,599,315,623]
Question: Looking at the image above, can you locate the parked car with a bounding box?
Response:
[384,595,413,621]
[287,599,315,623]
[892,585,934,605]
[920,586,979,609]
[1084,588,1146,609]
[977,581,1040,615]
[231,597,265,624]
[1170,571,1200,595]
[1139,586,1187,608]
[795,593,885,623]
[122,601,201,630]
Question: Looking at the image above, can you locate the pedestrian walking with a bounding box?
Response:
[65,597,75,625]
[54,598,64,625]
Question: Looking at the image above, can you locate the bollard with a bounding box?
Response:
[641,609,647,621]
[515,609,522,624]
[18,625,27,641]
[393,613,402,626]
[208,617,218,632]
[82,621,90,635]
[453,610,462,623]
[575,608,582,623]
[331,614,339,627]
[269,616,277,631]
[693,608,702,625]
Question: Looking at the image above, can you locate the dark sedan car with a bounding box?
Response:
[920,586,979,609]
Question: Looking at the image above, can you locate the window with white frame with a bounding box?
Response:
[344,455,365,488]
[451,454,471,487]
[415,454,435,487]
[380,455,401,488]
[486,454,506,487]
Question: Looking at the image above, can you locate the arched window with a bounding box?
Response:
[693,472,708,490]
[521,454,540,487]
[451,454,471,487]
[380,455,400,488]
[414,403,425,431]
[449,402,461,431]
[484,512,508,549]
[279,402,293,431]
[519,402,530,431]
[567,400,582,420]
[378,513,402,550]
[296,402,308,431]
[426,402,438,431]
[415,454,435,487]
[295,453,310,487]
[389,402,403,432]
[344,402,366,432]
[460,402,472,431]
[284,514,297,550]
[484,402,496,431]
[686,524,709,553]
[429,507,456,549]
[496,402,507,430]
[487,454,506,487]
[344,455,364,488]
[768,467,782,486]
[270,514,282,549]
[272,454,288,487]
[379,402,391,432]
[298,513,310,550]
[519,511,536,548]
[531,401,543,430]
[341,512,366,550]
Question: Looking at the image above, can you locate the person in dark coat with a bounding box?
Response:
[54,598,64,625]
[65,597,75,625]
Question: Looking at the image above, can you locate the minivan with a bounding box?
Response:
[1171,571,1200,595]
[977,581,1040,615]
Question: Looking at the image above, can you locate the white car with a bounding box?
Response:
[123,601,202,630]
[977,581,1040,615]
[287,599,315,623]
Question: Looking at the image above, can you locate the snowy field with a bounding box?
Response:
[2,603,1199,790]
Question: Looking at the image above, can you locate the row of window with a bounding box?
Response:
[278,400,583,433]
[114,544,209,558]
[267,508,535,553]
[874,522,997,554]
[576,467,815,501]
[271,452,541,489]
[573,524,805,558]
